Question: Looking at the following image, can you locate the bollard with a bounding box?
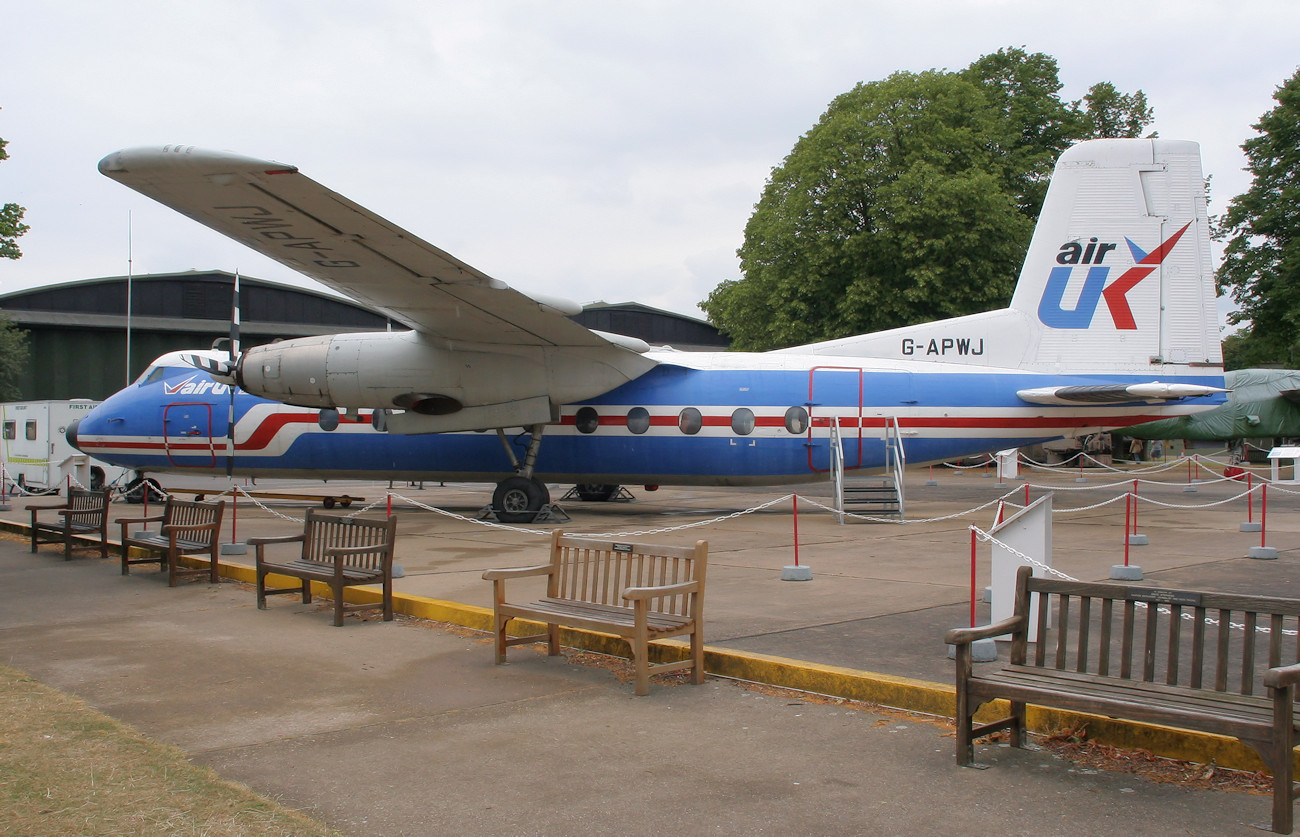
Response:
[1126,479,1148,546]
[1241,472,1262,533]
[782,494,812,580]
[221,486,247,555]
[1111,492,1143,580]
[1250,483,1278,559]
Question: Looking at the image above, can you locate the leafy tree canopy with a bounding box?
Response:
[0,134,29,260]
[702,48,1155,350]
[0,311,29,401]
[1215,68,1300,368]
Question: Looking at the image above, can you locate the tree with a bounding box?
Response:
[702,49,1155,350]
[0,134,29,259]
[1215,68,1300,367]
[0,311,29,400]
[1,129,31,397]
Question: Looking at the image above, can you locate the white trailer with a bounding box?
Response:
[0,400,130,495]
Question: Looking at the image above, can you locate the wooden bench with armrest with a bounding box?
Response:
[118,496,225,586]
[483,530,708,695]
[947,565,1300,833]
[249,509,398,627]
[27,487,110,560]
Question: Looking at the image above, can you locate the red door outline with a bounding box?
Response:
[807,366,863,472]
[163,402,216,467]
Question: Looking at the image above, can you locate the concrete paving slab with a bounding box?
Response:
[3,462,1298,833]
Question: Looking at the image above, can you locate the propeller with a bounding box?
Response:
[224,272,241,478]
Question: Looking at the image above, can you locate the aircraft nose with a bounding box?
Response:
[65,418,82,452]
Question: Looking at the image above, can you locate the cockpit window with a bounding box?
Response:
[138,366,168,386]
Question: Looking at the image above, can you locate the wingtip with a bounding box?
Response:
[98,145,298,178]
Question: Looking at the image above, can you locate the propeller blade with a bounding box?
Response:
[181,353,236,383]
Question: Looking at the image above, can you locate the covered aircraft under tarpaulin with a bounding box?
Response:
[1117,369,1300,441]
[72,138,1227,520]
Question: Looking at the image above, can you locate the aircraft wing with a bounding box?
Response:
[98,146,629,351]
[1017,382,1228,406]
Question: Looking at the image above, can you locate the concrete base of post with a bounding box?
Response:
[1183,483,1199,493]
[1240,521,1263,533]
[1110,564,1143,581]
[924,478,938,486]
[947,637,998,662]
[1075,477,1088,483]
[392,564,405,578]
[1249,546,1279,560]
[0,503,9,512]
[781,565,813,581]
[982,585,992,603]
[1127,533,1149,546]
[220,542,247,556]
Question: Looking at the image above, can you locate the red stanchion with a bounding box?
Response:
[1262,484,1268,550]
[1123,492,1132,567]
[1248,472,1254,524]
[792,494,800,568]
[1132,479,1139,536]
[230,488,238,545]
[1023,483,1030,506]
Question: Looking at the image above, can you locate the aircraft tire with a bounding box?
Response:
[494,476,549,523]
[123,476,164,504]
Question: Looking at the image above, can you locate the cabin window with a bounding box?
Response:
[731,408,755,436]
[575,406,600,434]
[26,421,37,441]
[784,406,809,434]
[678,407,702,435]
[2,421,13,440]
[626,407,650,435]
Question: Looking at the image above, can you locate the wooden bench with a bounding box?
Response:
[118,497,225,586]
[483,531,708,696]
[249,510,398,627]
[947,565,1300,834]
[27,488,110,560]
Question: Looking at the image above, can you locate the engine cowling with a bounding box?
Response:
[234,330,653,433]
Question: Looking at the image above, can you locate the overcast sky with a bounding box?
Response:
[2,1,1297,325]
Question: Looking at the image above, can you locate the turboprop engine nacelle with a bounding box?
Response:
[234,330,648,433]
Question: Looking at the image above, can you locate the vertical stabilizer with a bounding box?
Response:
[783,139,1222,377]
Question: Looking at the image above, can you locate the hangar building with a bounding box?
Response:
[0,271,727,401]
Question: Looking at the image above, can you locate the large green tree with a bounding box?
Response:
[1,130,31,399]
[702,49,1155,350]
[0,134,28,259]
[1215,68,1300,368]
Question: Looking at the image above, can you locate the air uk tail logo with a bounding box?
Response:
[1037,222,1190,329]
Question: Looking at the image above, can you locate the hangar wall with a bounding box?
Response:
[1,272,729,402]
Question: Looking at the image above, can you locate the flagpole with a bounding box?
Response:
[125,211,133,385]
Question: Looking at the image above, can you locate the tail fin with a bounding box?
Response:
[786,138,1222,377]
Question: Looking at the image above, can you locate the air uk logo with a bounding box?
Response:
[1037,222,1190,329]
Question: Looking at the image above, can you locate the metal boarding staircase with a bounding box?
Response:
[830,416,906,522]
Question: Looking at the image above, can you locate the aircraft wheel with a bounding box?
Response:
[90,466,105,491]
[494,476,549,523]
[575,483,619,502]
[323,497,336,509]
[123,477,164,504]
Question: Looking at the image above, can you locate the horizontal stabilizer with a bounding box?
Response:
[1017,382,1228,406]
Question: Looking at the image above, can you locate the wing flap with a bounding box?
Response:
[99,146,610,349]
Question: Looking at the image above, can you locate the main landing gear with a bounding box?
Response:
[491,424,553,523]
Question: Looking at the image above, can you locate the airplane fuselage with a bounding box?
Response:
[71,350,1223,488]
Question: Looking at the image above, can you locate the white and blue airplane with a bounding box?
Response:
[71,138,1226,520]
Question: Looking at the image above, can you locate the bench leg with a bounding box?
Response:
[63,530,73,561]
[494,614,510,664]
[301,579,313,605]
[689,628,705,685]
[382,574,394,622]
[167,552,180,587]
[256,567,268,610]
[547,623,560,657]
[1008,700,1027,749]
[332,581,345,627]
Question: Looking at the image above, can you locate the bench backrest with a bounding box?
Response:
[1014,565,1300,698]
[68,488,109,515]
[549,530,707,618]
[162,497,225,544]
[301,509,398,571]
